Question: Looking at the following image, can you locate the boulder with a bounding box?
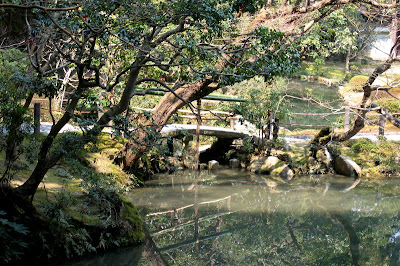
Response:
[208,160,220,170]
[259,156,281,174]
[334,155,362,177]
[271,164,294,180]
[248,156,293,178]
[229,158,240,169]
[248,156,279,174]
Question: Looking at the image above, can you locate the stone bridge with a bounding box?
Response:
[161,124,256,164]
[161,124,252,139]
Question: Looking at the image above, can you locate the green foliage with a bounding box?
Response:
[232,0,264,13]
[344,139,400,176]
[305,58,326,76]
[349,138,376,153]
[43,187,77,223]
[232,77,290,143]
[296,8,370,60]
[0,211,29,263]
[64,228,96,258]
[349,75,369,92]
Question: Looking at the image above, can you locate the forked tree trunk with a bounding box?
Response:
[120,78,216,172]
[16,57,146,197]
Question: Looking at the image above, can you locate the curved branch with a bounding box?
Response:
[0,4,80,11]
[153,17,186,45]
[370,103,400,128]
[43,9,81,47]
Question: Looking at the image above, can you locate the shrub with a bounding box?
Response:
[349,138,376,153]
[349,75,369,92]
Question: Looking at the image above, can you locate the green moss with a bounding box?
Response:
[120,196,145,242]
[341,139,400,177]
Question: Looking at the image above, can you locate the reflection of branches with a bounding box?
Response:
[160,231,232,253]
[286,222,302,250]
[315,201,361,266]
[142,226,168,266]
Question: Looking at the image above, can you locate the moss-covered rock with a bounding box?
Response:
[118,196,145,244]
[248,156,294,179]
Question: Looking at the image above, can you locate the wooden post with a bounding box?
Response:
[194,99,202,170]
[344,106,350,131]
[229,117,235,129]
[379,114,385,136]
[34,102,41,135]
[269,112,275,140]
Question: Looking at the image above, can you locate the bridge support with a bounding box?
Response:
[167,137,174,155]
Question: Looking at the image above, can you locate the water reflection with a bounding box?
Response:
[70,170,400,265]
[133,170,400,265]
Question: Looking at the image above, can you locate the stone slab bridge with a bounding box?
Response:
[160,124,251,139]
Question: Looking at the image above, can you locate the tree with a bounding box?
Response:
[313,44,400,147]
[296,7,376,73]
[0,0,397,200]
[0,0,299,198]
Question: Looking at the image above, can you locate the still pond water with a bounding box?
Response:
[74,169,400,265]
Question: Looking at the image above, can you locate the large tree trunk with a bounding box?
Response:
[16,94,82,197]
[16,56,146,197]
[120,78,216,172]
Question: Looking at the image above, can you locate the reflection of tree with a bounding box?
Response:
[330,212,360,266]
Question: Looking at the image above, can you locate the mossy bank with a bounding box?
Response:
[0,133,144,264]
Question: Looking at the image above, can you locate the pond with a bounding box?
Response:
[70,169,400,265]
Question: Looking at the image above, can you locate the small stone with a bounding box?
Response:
[199,163,207,170]
[229,158,240,168]
[208,160,219,170]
